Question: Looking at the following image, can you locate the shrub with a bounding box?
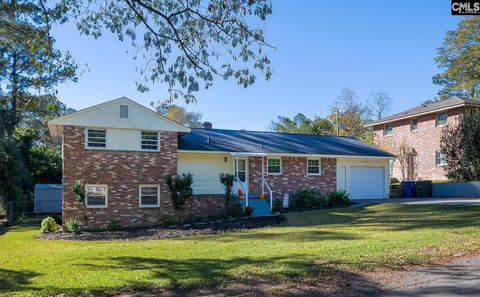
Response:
[390,177,400,184]
[226,201,244,218]
[290,188,325,209]
[272,198,283,212]
[219,173,234,206]
[65,217,81,234]
[326,190,350,207]
[244,206,254,216]
[105,220,123,231]
[40,216,58,233]
[166,173,194,223]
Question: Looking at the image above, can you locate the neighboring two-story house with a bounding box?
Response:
[365,97,480,181]
[48,97,394,227]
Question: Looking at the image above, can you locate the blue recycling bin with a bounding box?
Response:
[400,181,415,198]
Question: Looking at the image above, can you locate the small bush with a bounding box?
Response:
[290,188,325,209]
[244,206,254,216]
[272,198,283,212]
[226,201,244,218]
[390,177,400,184]
[326,190,350,207]
[104,220,123,232]
[65,218,81,234]
[40,216,58,233]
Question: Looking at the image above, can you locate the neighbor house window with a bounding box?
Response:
[307,158,321,175]
[436,151,447,166]
[410,119,418,132]
[85,185,108,208]
[86,129,106,148]
[139,185,160,207]
[267,157,282,175]
[436,113,448,127]
[141,131,159,150]
[384,124,393,136]
[119,105,129,119]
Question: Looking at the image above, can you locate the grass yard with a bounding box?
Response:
[2,203,480,296]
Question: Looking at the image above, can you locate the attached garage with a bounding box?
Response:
[337,158,390,200]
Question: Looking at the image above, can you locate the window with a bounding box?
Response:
[436,113,448,127]
[85,185,107,208]
[87,129,106,148]
[436,151,447,166]
[139,185,160,207]
[384,124,393,136]
[141,131,159,150]
[267,157,282,175]
[234,159,246,182]
[410,119,418,131]
[307,158,321,175]
[119,105,129,119]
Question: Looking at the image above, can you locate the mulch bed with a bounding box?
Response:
[36,215,287,241]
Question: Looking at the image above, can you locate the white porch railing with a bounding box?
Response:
[262,176,273,211]
[234,175,249,207]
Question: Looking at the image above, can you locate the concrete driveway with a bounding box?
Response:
[355,198,480,206]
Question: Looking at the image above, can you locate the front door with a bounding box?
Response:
[233,158,248,195]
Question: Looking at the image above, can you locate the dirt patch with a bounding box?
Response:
[36,215,287,241]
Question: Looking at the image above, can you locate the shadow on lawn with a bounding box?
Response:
[287,204,480,232]
[0,268,40,293]
[77,255,384,296]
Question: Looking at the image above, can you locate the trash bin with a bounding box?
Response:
[414,181,432,198]
[400,181,415,198]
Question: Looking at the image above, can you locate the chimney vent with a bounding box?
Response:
[202,121,212,129]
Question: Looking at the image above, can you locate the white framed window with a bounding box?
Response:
[119,105,129,119]
[141,131,159,151]
[436,113,448,127]
[307,158,321,175]
[85,185,108,208]
[267,157,282,175]
[410,119,418,132]
[139,185,160,208]
[86,128,106,148]
[436,151,447,166]
[384,124,393,136]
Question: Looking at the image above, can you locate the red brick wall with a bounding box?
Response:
[373,108,464,181]
[62,126,224,227]
[248,156,337,197]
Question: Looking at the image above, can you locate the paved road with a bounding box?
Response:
[380,256,480,297]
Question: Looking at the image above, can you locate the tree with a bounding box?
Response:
[440,110,480,181]
[28,143,62,184]
[219,173,234,207]
[69,0,273,103]
[329,87,372,142]
[366,89,392,120]
[0,0,78,134]
[154,102,203,127]
[270,113,334,135]
[433,16,480,100]
[166,173,193,223]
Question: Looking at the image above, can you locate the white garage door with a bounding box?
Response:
[349,166,384,199]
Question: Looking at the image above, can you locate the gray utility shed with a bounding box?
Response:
[34,184,63,213]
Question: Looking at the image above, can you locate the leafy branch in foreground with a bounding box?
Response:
[69,0,274,103]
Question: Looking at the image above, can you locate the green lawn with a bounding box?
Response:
[2,204,480,296]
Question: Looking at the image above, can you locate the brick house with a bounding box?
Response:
[365,98,480,181]
[48,97,394,227]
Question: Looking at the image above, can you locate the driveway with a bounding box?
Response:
[379,256,480,297]
[355,198,480,206]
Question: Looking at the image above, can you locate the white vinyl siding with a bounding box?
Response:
[86,129,107,148]
[139,185,160,207]
[267,157,282,175]
[141,131,159,151]
[178,153,231,195]
[85,185,108,208]
[307,158,321,175]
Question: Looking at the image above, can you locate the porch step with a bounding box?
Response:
[236,196,272,217]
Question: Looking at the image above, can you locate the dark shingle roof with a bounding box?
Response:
[365,97,480,127]
[178,129,394,157]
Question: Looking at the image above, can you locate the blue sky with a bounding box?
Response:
[54,0,460,130]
